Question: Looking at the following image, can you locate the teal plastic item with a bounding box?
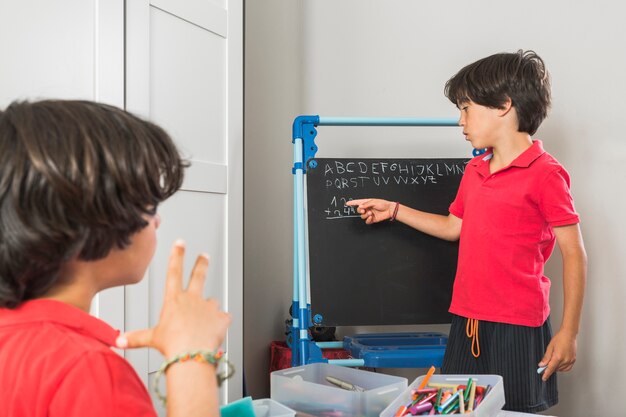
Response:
[220,396,256,417]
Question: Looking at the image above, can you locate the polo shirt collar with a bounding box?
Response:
[471,140,546,175]
[0,299,119,346]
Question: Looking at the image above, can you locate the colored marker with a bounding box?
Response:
[457,390,465,414]
[467,380,477,412]
[408,402,433,414]
[413,388,438,395]
[474,392,484,408]
[325,376,364,392]
[464,378,473,402]
[438,390,459,411]
[428,382,458,392]
[435,388,443,408]
[418,392,437,406]
[417,366,436,390]
[393,404,408,417]
[440,390,452,405]
[537,365,547,374]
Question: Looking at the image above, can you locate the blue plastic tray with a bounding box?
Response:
[343,332,447,368]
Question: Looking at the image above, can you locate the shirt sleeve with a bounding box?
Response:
[538,167,580,227]
[449,166,469,219]
[49,351,157,417]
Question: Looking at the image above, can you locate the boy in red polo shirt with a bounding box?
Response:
[347,50,587,413]
[0,100,231,417]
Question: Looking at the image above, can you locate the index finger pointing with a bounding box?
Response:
[345,199,369,207]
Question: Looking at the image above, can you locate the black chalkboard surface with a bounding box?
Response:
[306,158,468,326]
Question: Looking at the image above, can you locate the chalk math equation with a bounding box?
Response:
[323,196,360,220]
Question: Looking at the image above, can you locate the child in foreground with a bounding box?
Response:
[347,50,587,412]
[0,99,231,417]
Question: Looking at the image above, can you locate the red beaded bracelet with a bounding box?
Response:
[390,202,400,222]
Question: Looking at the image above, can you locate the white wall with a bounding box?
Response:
[245,1,626,415]
[243,0,304,397]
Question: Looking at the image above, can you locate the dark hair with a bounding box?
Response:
[0,100,187,308]
[444,50,551,135]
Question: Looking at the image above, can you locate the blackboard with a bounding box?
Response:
[306,158,468,326]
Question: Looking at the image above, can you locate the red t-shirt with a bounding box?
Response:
[0,299,156,417]
[448,140,580,326]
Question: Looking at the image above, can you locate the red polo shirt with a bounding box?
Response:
[0,299,156,417]
[448,140,579,326]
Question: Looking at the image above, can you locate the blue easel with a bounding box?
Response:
[290,115,483,367]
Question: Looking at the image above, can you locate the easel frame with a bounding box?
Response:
[290,115,480,367]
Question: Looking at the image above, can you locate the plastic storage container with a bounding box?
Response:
[271,363,407,417]
[380,374,505,417]
[343,332,448,368]
[252,398,295,417]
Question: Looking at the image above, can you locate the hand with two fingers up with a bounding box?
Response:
[116,240,231,417]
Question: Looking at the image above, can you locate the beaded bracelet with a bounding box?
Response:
[389,201,400,222]
[152,349,235,406]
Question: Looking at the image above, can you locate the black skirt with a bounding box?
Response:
[442,314,558,413]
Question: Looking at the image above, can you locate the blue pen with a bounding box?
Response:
[537,366,547,374]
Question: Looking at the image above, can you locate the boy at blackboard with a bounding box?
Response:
[0,100,231,417]
[347,50,586,413]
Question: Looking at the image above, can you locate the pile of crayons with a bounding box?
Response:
[393,373,491,416]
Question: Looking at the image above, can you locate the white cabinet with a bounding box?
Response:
[0,0,243,410]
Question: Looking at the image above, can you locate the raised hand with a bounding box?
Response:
[116,240,231,358]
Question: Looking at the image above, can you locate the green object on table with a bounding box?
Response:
[220,396,256,417]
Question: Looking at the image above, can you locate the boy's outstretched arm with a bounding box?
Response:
[539,224,587,382]
[116,240,231,417]
[346,199,462,241]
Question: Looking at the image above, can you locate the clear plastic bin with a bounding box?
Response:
[271,363,407,417]
[380,374,505,417]
[252,398,295,417]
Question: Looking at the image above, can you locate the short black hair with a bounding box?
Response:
[444,50,551,135]
[0,100,187,308]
